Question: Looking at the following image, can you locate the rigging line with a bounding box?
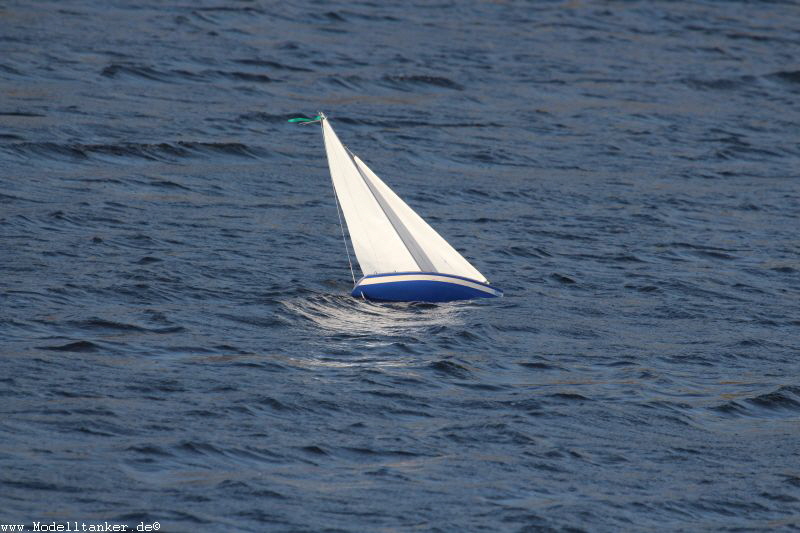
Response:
[320,117,356,286]
[333,180,357,286]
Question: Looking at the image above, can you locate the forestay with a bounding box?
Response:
[321,117,488,283]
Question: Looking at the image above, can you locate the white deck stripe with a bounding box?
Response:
[357,274,501,296]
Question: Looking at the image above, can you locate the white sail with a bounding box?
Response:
[322,117,487,282]
[352,156,488,283]
[322,119,417,275]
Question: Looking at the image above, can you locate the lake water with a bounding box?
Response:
[2,1,799,531]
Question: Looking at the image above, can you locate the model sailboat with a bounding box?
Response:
[291,113,503,302]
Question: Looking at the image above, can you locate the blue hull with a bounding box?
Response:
[351,272,503,302]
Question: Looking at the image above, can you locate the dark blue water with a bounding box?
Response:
[2,1,800,531]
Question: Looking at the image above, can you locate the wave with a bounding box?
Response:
[1,141,262,163]
[712,386,800,418]
[685,70,800,94]
[380,74,464,91]
[233,58,312,72]
[101,63,277,84]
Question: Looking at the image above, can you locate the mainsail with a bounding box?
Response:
[321,117,488,283]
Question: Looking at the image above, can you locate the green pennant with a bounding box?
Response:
[288,115,323,123]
